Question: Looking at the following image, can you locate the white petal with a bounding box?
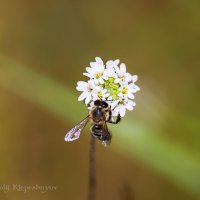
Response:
[83,72,93,78]
[104,68,113,77]
[102,75,108,80]
[86,67,95,74]
[91,62,98,69]
[101,89,107,94]
[115,66,120,74]
[107,96,113,100]
[99,77,104,84]
[78,92,88,101]
[105,93,109,98]
[112,73,118,78]
[126,103,133,110]
[103,68,109,75]
[125,73,132,82]
[132,85,140,92]
[85,95,91,104]
[114,78,120,83]
[120,106,126,117]
[112,110,119,117]
[128,83,140,92]
[127,93,135,99]
[118,93,124,98]
[77,81,88,86]
[76,81,88,91]
[128,100,136,107]
[114,59,120,65]
[76,86,84,91]
[91,93,97,100]
[95,57,103,64]
[88,79,96,86]
[120,63,126,74]
[111,101,118,109]
[106,60,113,67]
[90,62,96,68]
[94,79,99,84]
[99,64,105,72]
[106,65,114,72]
[112,105,119,112]
[132,75,138,82]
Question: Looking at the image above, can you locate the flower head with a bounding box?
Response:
[76,57,140,117]
[83,57,105,84]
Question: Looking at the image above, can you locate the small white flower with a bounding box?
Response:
[113,103,126,117]
[106,59,120,69]
[95,57,104,65]
[118,85,133,100]
[128,82,140,93]
[76,57,140,118]
[102,67,115,80]
[113,99,136,117]
[92,88,109,101]
[114,63,132,83]
[110,100,119,110]
[83,57,105,84]
[76,80,100,104]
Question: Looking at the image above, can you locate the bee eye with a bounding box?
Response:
[94,100,101,106]
[101,101,108,108]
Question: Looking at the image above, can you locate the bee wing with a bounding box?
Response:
[64,117,89,142]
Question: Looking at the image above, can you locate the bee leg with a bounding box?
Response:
[108,113,121,124]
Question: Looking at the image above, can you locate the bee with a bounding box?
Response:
[64,99,121,147]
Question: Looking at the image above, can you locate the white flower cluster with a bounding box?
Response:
[76,57,140,117]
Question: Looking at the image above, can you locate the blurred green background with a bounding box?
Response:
[0,0,200,200]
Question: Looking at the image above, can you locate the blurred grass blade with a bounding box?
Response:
[0,54,85,122]
[0,54,200,196]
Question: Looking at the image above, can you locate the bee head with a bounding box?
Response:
[94,100,109,108]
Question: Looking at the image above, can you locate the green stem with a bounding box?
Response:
[88,135,96,200]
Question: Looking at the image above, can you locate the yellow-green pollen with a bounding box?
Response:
[97,91,103,98]
[101,77,120,100]
[122,87,128,94]
[95,72,103,79]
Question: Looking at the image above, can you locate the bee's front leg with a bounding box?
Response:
[108,114,121,124]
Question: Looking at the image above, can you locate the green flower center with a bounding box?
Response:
[122,87,128,94]
[97,91,103,98]
[95,72,102,79]
[101,77,120,100]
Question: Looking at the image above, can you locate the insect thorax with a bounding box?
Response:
[89,106,110,124]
